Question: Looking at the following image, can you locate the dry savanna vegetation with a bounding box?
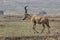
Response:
[0,14,60,40]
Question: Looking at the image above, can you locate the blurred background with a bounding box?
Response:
[0,0,60,15]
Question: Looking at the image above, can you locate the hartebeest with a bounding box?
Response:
[23,13,50,33]
[23,6,50,33]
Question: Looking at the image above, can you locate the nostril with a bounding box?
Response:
[22,18,25,20]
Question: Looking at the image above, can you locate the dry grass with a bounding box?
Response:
[0,15,59,40]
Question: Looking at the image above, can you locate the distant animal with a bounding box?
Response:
[23,13,51,33]
[39,10,47,15]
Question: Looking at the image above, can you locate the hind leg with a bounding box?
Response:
[33,23,39,33]
[41,24,45,33]
[45,23,50,33]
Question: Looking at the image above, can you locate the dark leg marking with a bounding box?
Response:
[46,23,50,33]
[41,24,45,33]
[45,20,50,33]
[33,20,39,33]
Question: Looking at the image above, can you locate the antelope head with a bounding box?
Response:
[23,13,31,20]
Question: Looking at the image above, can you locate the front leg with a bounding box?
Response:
[33,23,39,33]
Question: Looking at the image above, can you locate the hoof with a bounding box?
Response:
[34,32,35,34]
[41,31,43,33]
[36,32,39,33]
[34,31,39,34]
